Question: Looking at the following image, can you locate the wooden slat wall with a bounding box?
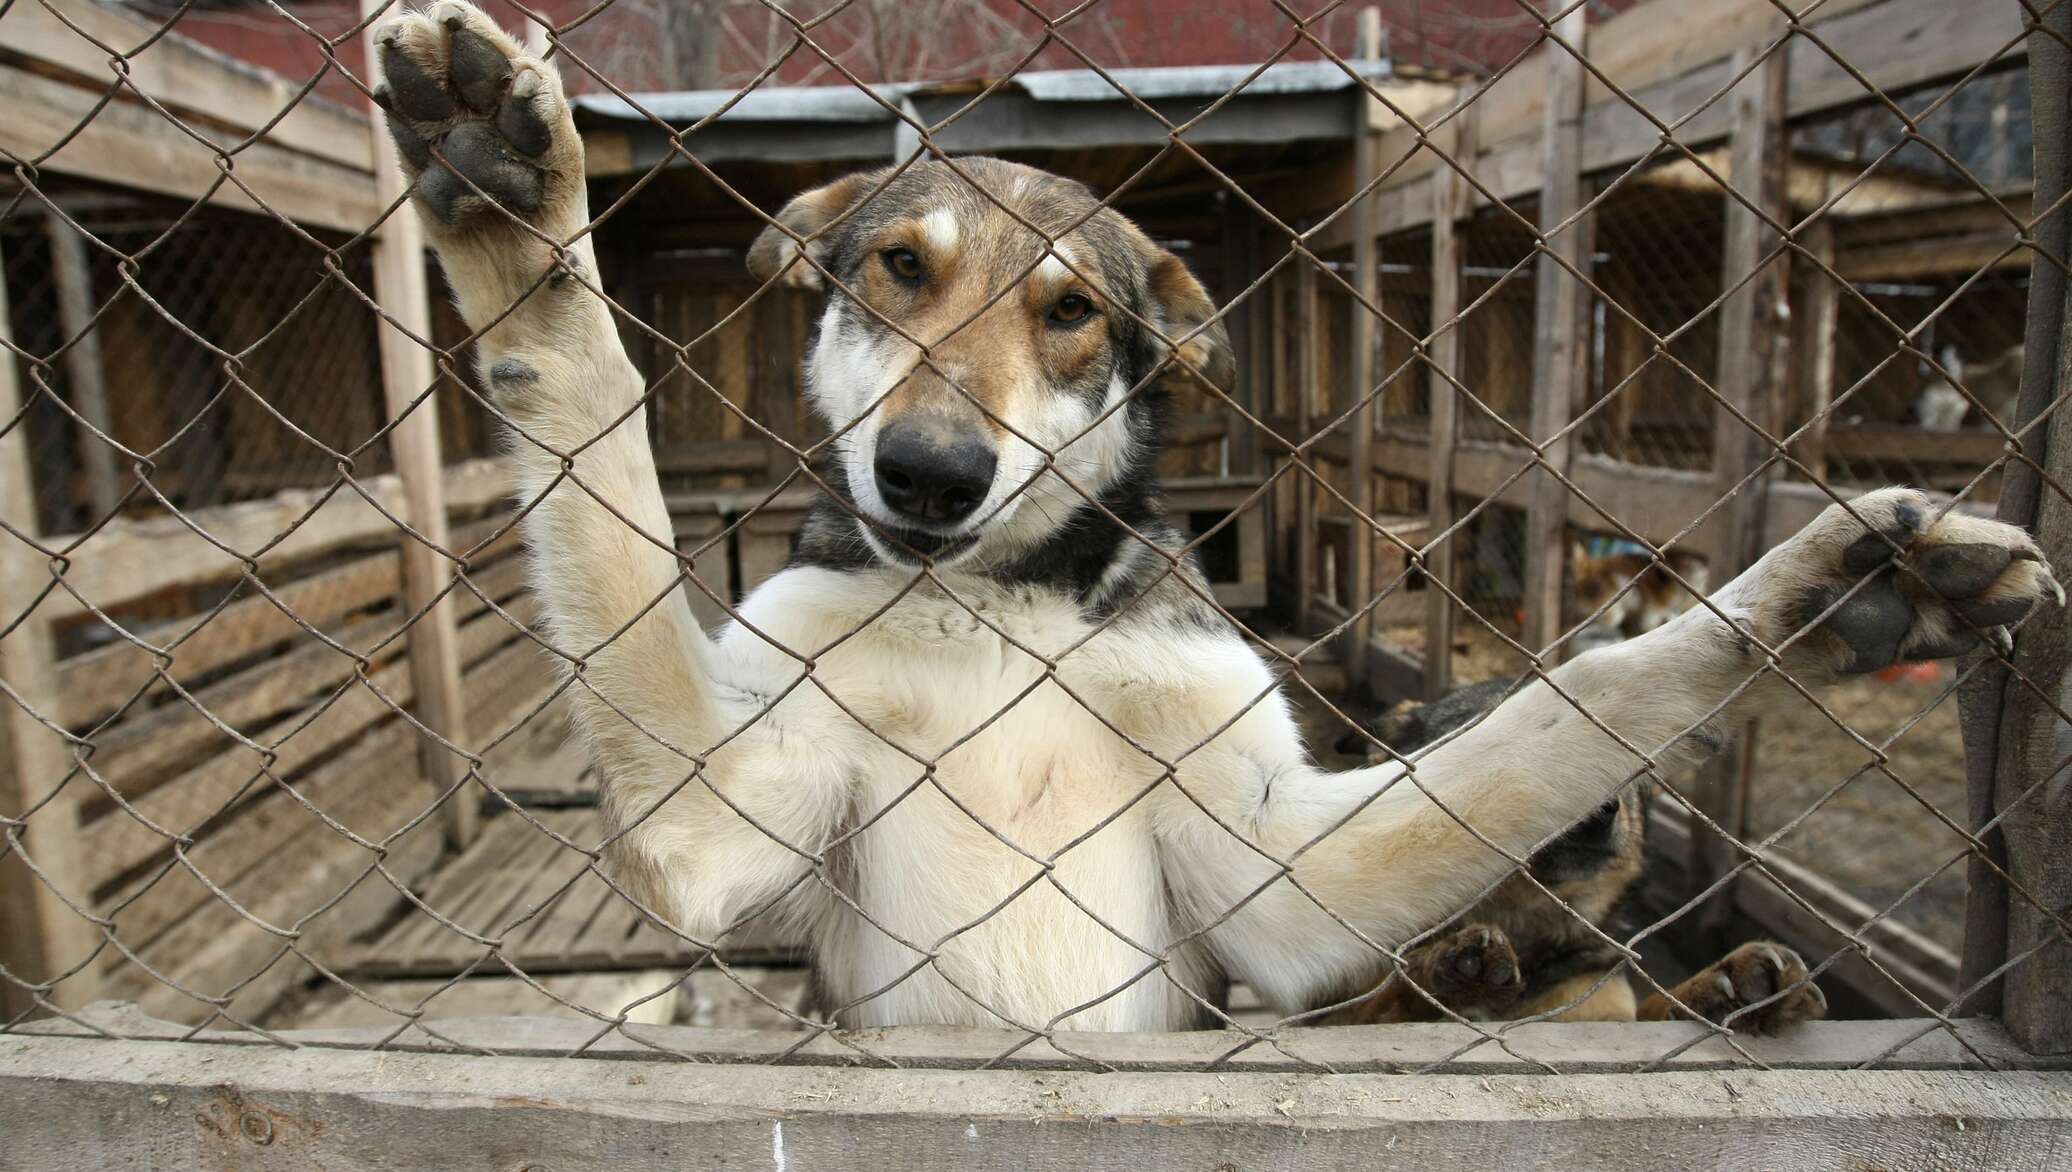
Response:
[51,488,563,1024]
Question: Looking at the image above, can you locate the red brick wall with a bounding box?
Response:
[130,0,1646,106]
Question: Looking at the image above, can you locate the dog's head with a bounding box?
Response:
[748,158,1232,568]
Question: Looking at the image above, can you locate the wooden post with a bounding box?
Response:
[1268,268,1292,574]
[42,214,121,522]
[1521,1,1588,658]
[1960,0,2072,1043]
[1294,258,1319,632]
[1345,6,1384,688]
[1231,214,1265,480]
[1792,219,1839,484]
[359,1,474,849]
[1219,197,1253,480]
[1423,105,1473,700]
[1966,290,2072,1053]
[0,239,104,1016]
[1690,44,1791,940]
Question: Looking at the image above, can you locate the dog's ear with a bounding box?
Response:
[1142,249,1235,396]
[748,168,888,289]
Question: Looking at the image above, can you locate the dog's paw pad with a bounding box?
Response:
[1759,488,2062,677]
[1678,941,1826,1033]
[374,1,577,231]
[1430,924,1521,1008]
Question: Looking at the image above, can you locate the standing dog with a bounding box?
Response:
[376,2,2058,1032]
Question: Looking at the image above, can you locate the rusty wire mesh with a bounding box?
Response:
[1,0,2069,1078]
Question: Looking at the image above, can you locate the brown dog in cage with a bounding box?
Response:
[1326,687,1825,1031]
[375,2,2061,1033]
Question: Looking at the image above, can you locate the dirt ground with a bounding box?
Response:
[1302,620,1973,953]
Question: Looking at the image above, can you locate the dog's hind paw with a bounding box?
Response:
[1739,487,2061,678]
[374,1,583,233]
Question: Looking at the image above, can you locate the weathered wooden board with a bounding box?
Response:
[347,808,802,981]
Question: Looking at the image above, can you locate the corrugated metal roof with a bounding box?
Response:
[572,58,1390,126]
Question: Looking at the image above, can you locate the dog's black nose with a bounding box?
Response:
[873,421,997,526]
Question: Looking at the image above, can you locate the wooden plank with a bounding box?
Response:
[10,1033,2072,1169]
[1692,43,1791,944]
[1647,802,1958,1017]
[98,730,414,968]
[120,759,446,1025]
[1423,107,1472,701]
[84,555,526,800]
[1960,14,2071,1022]
[1792,219,1840,483]
[93,569,535,965]
[0,0,375,172]
[36,457,506,626]
[1309,0,2018,250]
[1520,2,1588,658]
[1293,259,1318,631]
[281,969,689,1031]
[1819,426,2010,467]
[40,214,120,521]
[378,811,541,968]
[1971,252,2072,1054]
[359,0,469,849]
[86,606,538,888]
[0,62,378,236]
[54,547,401,729]
[1343,9,1383,690]
[1364,432,1844,554]
[0,238,104,1015]
[34,998,2055,1076]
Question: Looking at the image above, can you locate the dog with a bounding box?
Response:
[1324,690,1825,1031]
[375,1,2059,1033]
[1568,540,1710,650]
[1334,541,1704,755]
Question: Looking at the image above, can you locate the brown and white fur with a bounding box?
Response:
[375,2,2062,1033]
[1568,543,1710,652]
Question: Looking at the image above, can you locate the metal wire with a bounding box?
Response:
[1,0,2068,1079]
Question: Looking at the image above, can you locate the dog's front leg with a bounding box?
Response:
[375,2,846,938]
[1156,488,2059,1014]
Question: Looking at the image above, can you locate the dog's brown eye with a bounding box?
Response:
[883,248,924,283]
[1049,293,1094,325]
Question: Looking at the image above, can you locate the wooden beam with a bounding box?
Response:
[1961,6,2072,1023]
[0,238,103,1017]
[11,1029,2072,1166]
[1423,107,1473,700]
[1344,8,1384,689]
[1294,259,1319,632]
[1792,220,1840,483]
[39,215,120,522]
[1968,227,2072,1055]
[1306,0,2022,250]
[32,458,505,626]
[358,0,471,849]
[1364,431,1845,551]
[1692,42,1792,945]
[1520,2,1588,659]
[0,0,375,172]
[0,62,379,235]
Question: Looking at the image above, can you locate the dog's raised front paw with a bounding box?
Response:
[1743,487,2063,678]
[375,0,583,231]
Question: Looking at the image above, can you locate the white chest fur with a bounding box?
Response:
[712,567,1216,1030]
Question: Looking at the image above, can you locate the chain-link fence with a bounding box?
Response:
[3,0,2070,1123]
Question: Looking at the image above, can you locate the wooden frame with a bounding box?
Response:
[3,4,2070,1162]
